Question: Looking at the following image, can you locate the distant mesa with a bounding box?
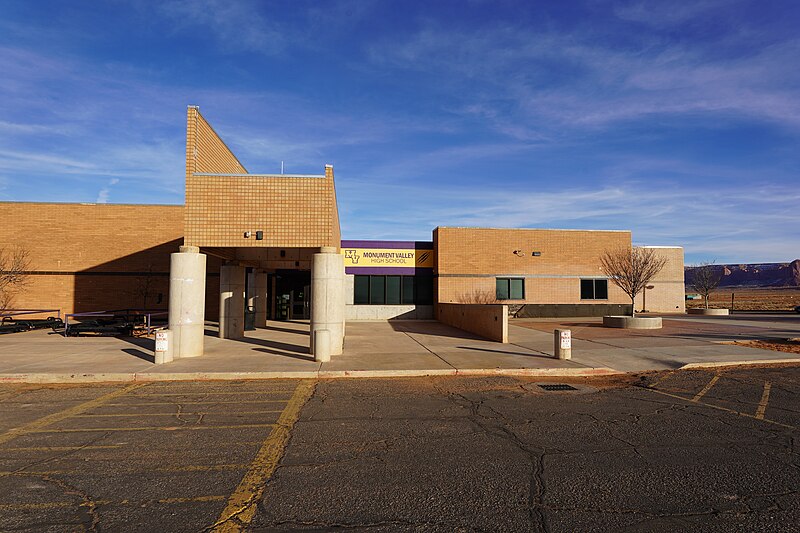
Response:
[685,259,800,288]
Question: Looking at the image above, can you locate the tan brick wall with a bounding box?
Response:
[434,227,632,305]
[184,175,339,248]
[0,202,201,316]
[633,247,685,313]
[184,108,340,249]
[186,106,247,178]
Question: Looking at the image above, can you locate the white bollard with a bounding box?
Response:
[314,329,331,363]
[554,329,571,360]
[154,329,173,365]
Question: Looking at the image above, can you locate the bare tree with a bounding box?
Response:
[457,289,497,304]
[687,262,722,309]
[0,247,31,314]
[133,263,156,309]
[600,246,667,317]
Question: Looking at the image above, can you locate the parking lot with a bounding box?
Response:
[1,365,798,531]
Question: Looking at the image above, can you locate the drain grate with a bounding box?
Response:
[538,384,578,391]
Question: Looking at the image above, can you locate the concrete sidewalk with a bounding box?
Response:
[0,316,797,382]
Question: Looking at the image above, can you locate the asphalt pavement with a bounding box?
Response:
[1,366,798,532]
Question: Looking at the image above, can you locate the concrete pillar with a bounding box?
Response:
[310,247,344,356]
[254,271,268,327]
[168,245,207,358]
[219,263,245,339]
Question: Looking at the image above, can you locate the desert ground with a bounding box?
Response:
[685,287,800,311]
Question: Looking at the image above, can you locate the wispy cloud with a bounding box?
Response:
[156,0,286,55]
[367,20,800,133]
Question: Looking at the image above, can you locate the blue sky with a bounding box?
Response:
[0,0,798,264]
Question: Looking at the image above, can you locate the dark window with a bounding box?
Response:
[353,275,433,305]
[496,278,524,300]
[402,276,415,304]
[354,276,370,304]
[386,276,401,305]
[370,276,386,305]
[581,279,608,300]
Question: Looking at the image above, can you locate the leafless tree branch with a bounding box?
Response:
[600,246,667,317]
[0,247,31,313]
[687,262,723,309]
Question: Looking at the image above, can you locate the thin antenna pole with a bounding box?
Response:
[281,161,284,175]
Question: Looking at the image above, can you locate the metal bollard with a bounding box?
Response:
[554,329,571,360]
[154,329,173,365]
[314,329,331,363]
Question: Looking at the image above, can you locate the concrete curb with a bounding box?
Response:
[680,359,800,370]
[0,366,622,383]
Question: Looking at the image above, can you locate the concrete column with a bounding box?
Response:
[310,246,344,356]
[254,271,268,327]
[219,263,245,339]
[168,246,207,358]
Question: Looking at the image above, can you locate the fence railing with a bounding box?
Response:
[63,308,168,337]
[0,309,61,319]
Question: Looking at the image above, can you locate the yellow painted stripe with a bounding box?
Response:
[646,387,795,430]
[104,400,289,406]
[0,384,146,447]
[73,410,282,418]
[29,423,276,433]
[0,495,226,511]
[212,379,316,532]
[692,374,719,402]
[755,381,772,420]
[648,370,675,389]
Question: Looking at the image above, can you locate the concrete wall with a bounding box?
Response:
[437,303,508,343]
[634,246,685,314]
[346,305,434,320]
[434,227,632,306]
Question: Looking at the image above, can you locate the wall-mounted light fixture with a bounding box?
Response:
[513,250,525,257]
[532,251,541,256]
[243,230,264,240]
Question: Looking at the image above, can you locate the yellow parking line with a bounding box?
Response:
[0,383,146,447]
[211,379,316,532]
[646,387,795,430]
[73,410,282,418]
[28,424,276,433]
[755,381,772,420]
[692,374,720,402]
